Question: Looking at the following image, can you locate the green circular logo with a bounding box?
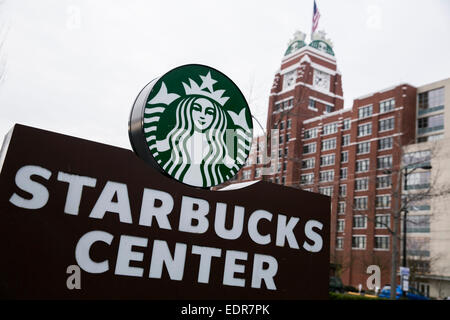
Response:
[129,64,253,188]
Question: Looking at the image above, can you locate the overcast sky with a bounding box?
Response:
[0,0,449,149]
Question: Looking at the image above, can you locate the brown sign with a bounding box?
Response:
[0,124,330,299]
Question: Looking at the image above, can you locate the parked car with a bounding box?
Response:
[378,285,429,300]
[329,276,344,293]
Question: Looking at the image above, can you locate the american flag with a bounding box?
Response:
[312,0,321,34]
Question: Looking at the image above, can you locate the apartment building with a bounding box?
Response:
[226,30,449,297]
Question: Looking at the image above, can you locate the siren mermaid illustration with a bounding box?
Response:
[145,71,251,188]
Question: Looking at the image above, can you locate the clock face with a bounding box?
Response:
[313,69,330,91]
[283,70,296,90]
[317,41,328,53]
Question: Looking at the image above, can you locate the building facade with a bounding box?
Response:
[402,78,449,299]
[226,30,449,298]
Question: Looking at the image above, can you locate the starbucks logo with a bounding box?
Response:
[129,64,253,188]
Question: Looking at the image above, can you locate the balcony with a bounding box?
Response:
[418,105,444,116]
[418,125,444,135]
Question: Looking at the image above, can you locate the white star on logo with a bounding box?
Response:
[199,71,217,93]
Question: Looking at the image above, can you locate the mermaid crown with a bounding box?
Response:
[182,72,230,106]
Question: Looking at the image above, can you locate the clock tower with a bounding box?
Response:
[266,30,344,186]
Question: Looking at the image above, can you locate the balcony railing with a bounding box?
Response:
[418,105,444,116]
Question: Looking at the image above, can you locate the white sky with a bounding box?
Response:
[0,0,449,149]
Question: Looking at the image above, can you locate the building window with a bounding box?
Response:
[377,155,392,169]
[358,105,373,119]
[242,170,251,180]
[375,214,390,229]
[379,117,395,132]
[353,215,367,229]
[301,173,314,185]
[283,161,287,172]
[319,186,333,196]
[302,157,315,169]
[321,138,337,151]
[320,154,335,166]
[308,99,317,110]
[403,150,431,167]
[418,87,444,114]
[354,197,368,210]
[418,114,444,134]
[376,175,392,189]
[340,167,348,180]
[284,147,288,156]
[357,141,370,154]
[319,170,334,182]
[323,123,338,135]
[339,184,347,197]
[356,159,370,172]
[275,177,280,184]
[406,215,431,233]
[352,235,366,250]
[281,176,286,185]
[279,135,284,145]
[255,168,261,178]
[279,121,285,131]
[357,122,372,137]
[337,219,345,232]
[303,142,316,154]
[341,151,348,163]
[336,237,344,250]
[325,105,334,113]
[378,137,393,150]
[342,118,351,131]
[287,119,292,129]
[380,98,395,114]
[376,195,391,209]
[375,236,390,250]
[283,70,296,91]
[303,128,318,140]
[406,172,431,189]
[338,202,346,214]
[355,177,369,191]
[286,132,291,141]
[341,134,350,146]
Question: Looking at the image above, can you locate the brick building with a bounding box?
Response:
[225,29,427,289]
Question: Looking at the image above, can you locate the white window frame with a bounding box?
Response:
[336,237,344,250]
[376,194,391,209]
[319,170,335,183]
[322,122,338,136]
[358,104,373,119]
[376,175,392,190]
[355,177,369,192]
[377,155,392,170]
[301,173,314,185]
[321,138,337,151]
[354,196,368,211]
[378,136,393,151]
[303,142,317,154]
[340,167,348,180]
[356,158,370,173]
[374,235,390,251]
[352,235,367,250]
[375,214,391,229]
[357,122,372,137]
[338,201,346,215]
[342,134,351,147]
[353,215,368,230]
[320,154,335,167]
[356,141,371,155]
[302,157,315,169]
[379,116,395,133]
[337,219,345,233]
